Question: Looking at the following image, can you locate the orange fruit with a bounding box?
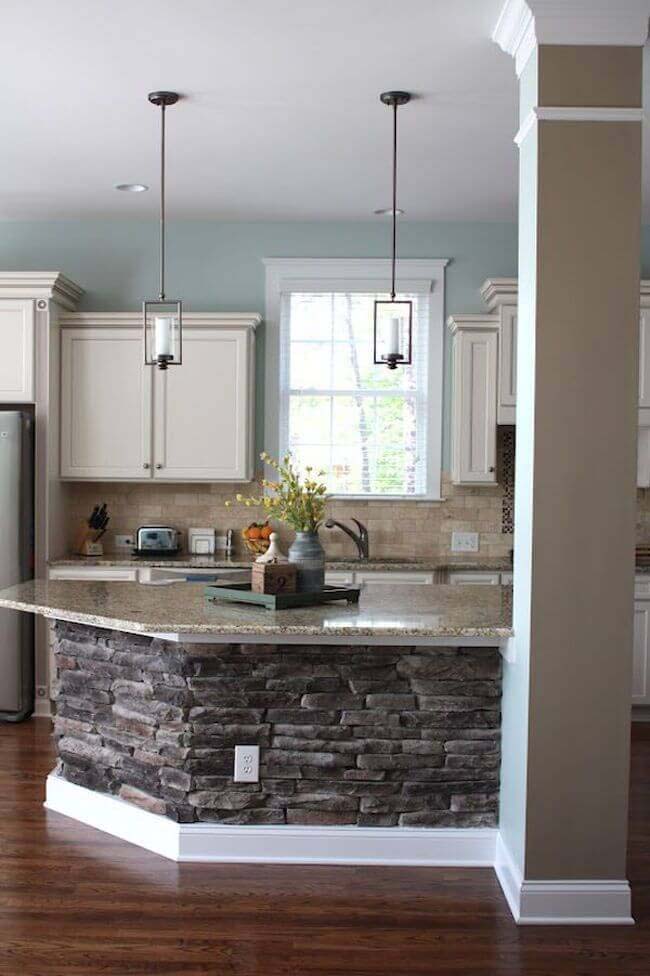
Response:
[247,525,262,540]
[260,524,272,540]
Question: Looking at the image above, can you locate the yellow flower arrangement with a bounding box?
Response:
[225,452,329,533]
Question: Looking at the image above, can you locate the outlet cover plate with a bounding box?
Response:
[234,745,260,783]
[115,534,135,549]
[451,531,479,553]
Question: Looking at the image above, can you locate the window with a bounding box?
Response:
[264,259,447,499]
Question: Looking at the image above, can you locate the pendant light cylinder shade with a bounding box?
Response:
[144,301,183,369]
[143,91,183,369]
[373,90,413,370]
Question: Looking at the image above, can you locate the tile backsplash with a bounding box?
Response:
[62,438,515,562]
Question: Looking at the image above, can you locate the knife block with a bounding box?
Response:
[73,520,105,557]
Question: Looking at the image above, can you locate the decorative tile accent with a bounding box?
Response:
[499,426,515,536]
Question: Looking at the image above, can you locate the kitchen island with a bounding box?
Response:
[0,579,511,864]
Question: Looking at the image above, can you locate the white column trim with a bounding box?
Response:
[515,105,644,145]
[493,0,650,76]
[495,835,633,925]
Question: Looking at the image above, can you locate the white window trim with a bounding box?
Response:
[263,257,449,501]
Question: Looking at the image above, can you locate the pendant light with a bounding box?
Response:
[373,91,412,370]
[143,91,182,369]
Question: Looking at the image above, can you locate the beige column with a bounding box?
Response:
[493,0,649,923]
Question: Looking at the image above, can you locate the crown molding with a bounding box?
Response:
[481,278,519,309]
[493,0,650,75]
[0,272,84,310]
[58,311,261,330]
[447,313,498,335]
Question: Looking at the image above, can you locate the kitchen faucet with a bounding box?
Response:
[324,518,369,560]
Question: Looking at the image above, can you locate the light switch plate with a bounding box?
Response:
[234,745,260,783]
[451,531,479,553]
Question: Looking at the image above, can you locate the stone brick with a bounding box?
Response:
[189,707,265,725]
[340,710,399,727]
[444,740,500,755]
[357,754,443,771]
[197,809,285,825]
[410,679,501,697]
[365,694,416,709]
[263,750,352,769]
[348,679,410,695]
[160,767,192,792]
[284,794,359,812]
[286,810,356,826]
[401,740,444,756]
[445,755,500,770]
[399,811,497,827]
[358,813,398,827]
[450,792,498,812]
[188,790,265,810]
[343,769,386,782]
[360,794,449,814]
[417,696,500,712]
[271,724,351,741]
[266,677,342,693]
[118,784,166,815]
[58,736,124,769]
[266,708,338,724]
[300,693,363,709]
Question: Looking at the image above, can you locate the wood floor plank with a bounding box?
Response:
[0,718,648,975]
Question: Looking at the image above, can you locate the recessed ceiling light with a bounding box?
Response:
[114,183,149,192]
[374,207,404,216]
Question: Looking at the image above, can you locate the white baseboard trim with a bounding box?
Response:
[45,774,496,866]
[44,777,634,924]
[33,697,52,719]
[495,834,633,925]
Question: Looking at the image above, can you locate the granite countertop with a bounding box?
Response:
[49,553,514,573]
[0,579,513,643]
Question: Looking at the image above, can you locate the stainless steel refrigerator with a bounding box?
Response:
[0,411,34,721]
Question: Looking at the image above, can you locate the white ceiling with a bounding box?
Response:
[2,1,648,222]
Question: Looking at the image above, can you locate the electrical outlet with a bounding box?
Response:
[115,534,134,549]
[234,745,259,783]
[451,531,479,553]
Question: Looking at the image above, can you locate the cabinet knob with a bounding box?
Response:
[143,462,150,470]
[489,466,495,473]
[155,463,163,470]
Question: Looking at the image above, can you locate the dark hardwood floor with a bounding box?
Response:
[0,719,649,976]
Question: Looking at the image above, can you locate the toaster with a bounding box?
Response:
[135,526,180,554]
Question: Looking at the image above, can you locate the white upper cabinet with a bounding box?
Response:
[639,284,650,426]
[152,327,254,481]
[448,315,498,485]
[0,300,35,401]
[61,328,151,479]
[480,278,517,425]
[59,313,259,481]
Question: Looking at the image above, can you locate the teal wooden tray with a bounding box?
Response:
[205,581,361,610]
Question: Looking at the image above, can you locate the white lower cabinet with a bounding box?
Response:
[48,566,138,582]
[448,571,501,585]
[59,314,259,481]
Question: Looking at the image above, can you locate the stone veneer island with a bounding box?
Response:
[0,579,512,856]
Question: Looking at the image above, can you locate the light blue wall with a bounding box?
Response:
[0,219,519,464]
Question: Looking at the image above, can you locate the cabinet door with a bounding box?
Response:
[60,328,152,479]
[638,427,650,487]
[497,306,517,425]
[153,328,253,481]
[451,328,498,485]
[632,602,650,705]
[0,300,34,401]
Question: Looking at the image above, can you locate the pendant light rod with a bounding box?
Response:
[148,91,179,301]
[379,91,411,299]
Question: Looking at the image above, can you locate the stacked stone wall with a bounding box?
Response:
[52,622,502,827]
